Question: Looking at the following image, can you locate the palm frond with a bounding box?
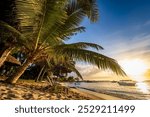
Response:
[0,20,30,49]
[56,42,104,51]
[66,63,83,80]
[66,0,85,27]
[0,20,24,39]
[59,27,86,40]
[15,0,68,49]
[15,0,42,37]
[38,0,68,47]
[54,46,126,76]
[44,0,85,43]
[57,1,86,40]
[77,0,99,22]
[45,0,98,42]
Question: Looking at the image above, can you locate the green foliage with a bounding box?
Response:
[53,43,126,76]
[75,0,99,22]
[15,0,68,50]
[67,76,75,82]
[2,0,126,84]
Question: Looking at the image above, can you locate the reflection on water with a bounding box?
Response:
[66,80,150,99]
[136,82,150,94]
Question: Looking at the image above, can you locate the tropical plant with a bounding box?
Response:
[0,0,19,68]
[5,0,126,84]
[76,0,99,22]
[0,20,23,68]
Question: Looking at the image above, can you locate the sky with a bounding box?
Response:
[67,0,150,81]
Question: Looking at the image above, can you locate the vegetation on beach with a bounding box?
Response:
[0,0,126,87]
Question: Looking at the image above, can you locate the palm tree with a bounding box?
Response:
[5,0,126,84]
[0,0,19,68]
[0,21,24,68]
[0,0,98,68]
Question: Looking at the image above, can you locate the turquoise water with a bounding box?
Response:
[66,81,150,100]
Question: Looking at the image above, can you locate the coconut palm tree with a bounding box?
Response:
[0,0,98,68]
[0,21,24,68]
[4,0,126,84]
[0,0,20,68]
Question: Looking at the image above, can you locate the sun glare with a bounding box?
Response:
[119,59,148,76]
[136,82,150,94]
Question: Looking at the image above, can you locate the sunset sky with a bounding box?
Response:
[67,0,150,81]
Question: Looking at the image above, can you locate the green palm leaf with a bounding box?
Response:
[0,20,24,38]
[53,46,126,76]
[66,63,83,80]
[59,26,86,40]
[56,42,104,50]
[15,0,68,49]
[77,0,99,22]
[0,20,29,48]
[44,1,86,43]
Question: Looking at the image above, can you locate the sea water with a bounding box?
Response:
[66,81,150,100]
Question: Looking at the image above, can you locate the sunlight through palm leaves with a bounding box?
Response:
[4,0,126,84]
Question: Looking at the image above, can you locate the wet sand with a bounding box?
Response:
[70,88,123,100]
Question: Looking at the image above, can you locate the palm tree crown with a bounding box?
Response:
[1,0,126,84]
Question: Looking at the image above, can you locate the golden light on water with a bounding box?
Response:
[136,82,150,94]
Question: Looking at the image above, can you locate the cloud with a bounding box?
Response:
[76,63,120,80]
[75,33,150,80]
[144,69,150,79]
[101,32,150,60]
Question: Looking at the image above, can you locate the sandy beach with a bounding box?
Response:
[0,79,125,100]
[0,80,92,100]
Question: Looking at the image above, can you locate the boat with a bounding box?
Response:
[118,80,136,86]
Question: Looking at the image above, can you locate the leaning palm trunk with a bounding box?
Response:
[5,53,37,84]
[0,47,13,68]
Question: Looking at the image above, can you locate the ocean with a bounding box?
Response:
[66,81,150,100]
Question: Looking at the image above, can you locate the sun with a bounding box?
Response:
[119,59,148,76]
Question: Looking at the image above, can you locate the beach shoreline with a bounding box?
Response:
[1,79,145,100]
[59,82,125,100]
[60,82,145,100]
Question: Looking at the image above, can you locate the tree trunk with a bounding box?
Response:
[40,69,46,81]
[47,72,54,86]
[47,76,53,86]
[35,65,45,82]
[5,54,36,84]
[0,47,13,68]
